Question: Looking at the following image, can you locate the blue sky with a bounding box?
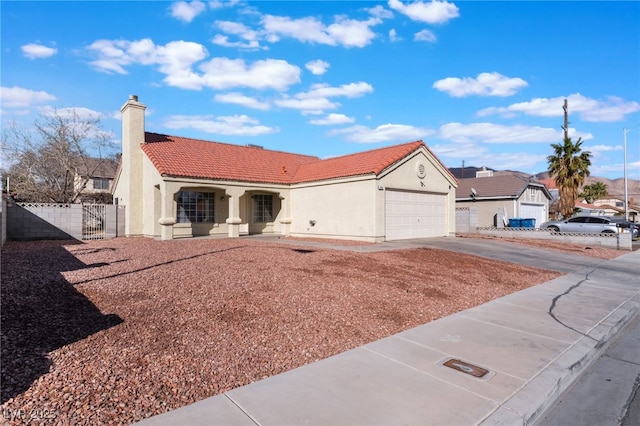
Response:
[2,0,639,179]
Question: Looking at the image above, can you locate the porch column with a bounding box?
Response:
[225,188,245,238]
[279,194,291,236]
[158,182,176,240]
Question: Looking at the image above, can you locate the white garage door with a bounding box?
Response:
[519,203,546,228]
[385,190,447,240]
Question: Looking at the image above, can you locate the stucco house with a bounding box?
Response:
[112,95,458,241]
[456,171,551,228]
[74,157,118,203]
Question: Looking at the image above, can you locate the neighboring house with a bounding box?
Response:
[74,157,118,203]
[588,197,639,222]
[538,178,560,219]
[455,170,551,228]
[574,201,607,216]
[112,95,458,241]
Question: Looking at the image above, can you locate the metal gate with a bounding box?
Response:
[82,204,106,240]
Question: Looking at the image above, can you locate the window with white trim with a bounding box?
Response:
[93,178,110,190]
[253,194,273,223]
[176,191,215,223]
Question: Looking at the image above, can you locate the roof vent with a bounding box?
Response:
[246,144,263,149]
[416,162,426,178]
[129,94,139,102]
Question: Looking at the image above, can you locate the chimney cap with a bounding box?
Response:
[129,94,139,102]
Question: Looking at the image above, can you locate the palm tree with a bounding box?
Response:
[547,136,592,218]
[580,181,608,204]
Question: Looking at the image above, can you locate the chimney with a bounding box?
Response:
[118,95,146,236]
[476,166,494,178]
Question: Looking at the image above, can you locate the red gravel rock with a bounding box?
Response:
[2,237,566,424]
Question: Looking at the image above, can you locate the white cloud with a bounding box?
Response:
[199,58,300,90]
[414,29,436,42]
[430,141,548,171]
[208,0,240,9]
[0,86,56,108]
[211,35,263,50]
[274,97,340,115]
[262,14,381,48]
[388,0,459,24]
[170,1,206,22]
[329,123,435,143]
[21,43,58,59]
[585,144,623,153]
[306,59,330,75]
[309,114,355,125]
[214,92,271,110]
[40,106,103,121]
[366,4,394,19]
[433,72,528,97]
[275,82,373,114]
[389,29,401,42]
[306,82,374,98]
[477,93,640,122]
[87,38,301,91]
[438,122,593,144]
[164,114,278,136]
[212,21,264,50]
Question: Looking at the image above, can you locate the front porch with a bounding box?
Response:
[155,180,291,240]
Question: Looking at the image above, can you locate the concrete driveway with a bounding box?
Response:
[262,235,612,274]
[405,237,610,273]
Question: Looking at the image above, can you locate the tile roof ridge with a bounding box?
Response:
[317,140,425,161]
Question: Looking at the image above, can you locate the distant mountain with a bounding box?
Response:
[450,166,640,198]
[534,172,640,198]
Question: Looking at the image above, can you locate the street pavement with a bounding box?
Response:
[136,237,640,426]
[534,312,640,426]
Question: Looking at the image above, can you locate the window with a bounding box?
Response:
[568,217,589,223]
[615,201,624,207]
[93,178,110,190]
[253,194,273,223]
[587,217,608,224]
[176,191,214,223]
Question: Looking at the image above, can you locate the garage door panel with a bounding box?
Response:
[385,190,447,240]
[520,203,545,229]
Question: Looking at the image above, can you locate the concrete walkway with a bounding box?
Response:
[137,244,639,426]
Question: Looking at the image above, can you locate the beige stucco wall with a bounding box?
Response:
[289,177,379,241]
[457,199,517,227]
[113,96,146,237]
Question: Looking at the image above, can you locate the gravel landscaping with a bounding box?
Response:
[2,236,616,424]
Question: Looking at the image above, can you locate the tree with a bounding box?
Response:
[547,136,592,218]
[1,109,115,203]
[580,182,608,204]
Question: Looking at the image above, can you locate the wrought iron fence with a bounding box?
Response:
[82,204,106,240]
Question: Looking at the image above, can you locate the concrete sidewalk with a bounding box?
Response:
[137,250,640,426]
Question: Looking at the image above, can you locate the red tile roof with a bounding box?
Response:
[142,133,318,184]
[538,178,558,190]
[141,133,434,184]
[293,140,426,183]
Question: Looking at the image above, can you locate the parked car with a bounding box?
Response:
[540,216,619,234]
[607,217,640,239]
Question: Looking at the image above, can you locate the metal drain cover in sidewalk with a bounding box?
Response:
[443,358,489,378]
